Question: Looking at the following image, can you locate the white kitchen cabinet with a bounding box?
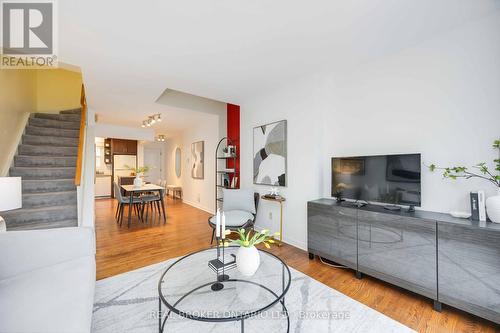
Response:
[95,176,112,197]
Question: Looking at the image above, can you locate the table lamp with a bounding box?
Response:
[0,177,22,232]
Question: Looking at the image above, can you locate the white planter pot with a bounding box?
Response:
[236,246,260,276]
[486,188,500,223]
[133,175,143,188]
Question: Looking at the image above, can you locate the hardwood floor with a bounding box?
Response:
[95,197,499,333]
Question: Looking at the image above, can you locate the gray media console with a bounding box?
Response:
[307,198,500,325]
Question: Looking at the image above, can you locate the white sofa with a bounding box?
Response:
[0,227,96,333]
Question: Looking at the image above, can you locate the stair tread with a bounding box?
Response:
[6,204,77,213]
[23,190,76,197]
[12,166,75,169]
[22,135,79,147]
[30,117,80,124]
[23,179,74,182]
[25,127,79,138]
[59,109,82,114]
[33,113,81,121]
[6,219,78,231]
[17,145,78,157]
[17,155,76,158]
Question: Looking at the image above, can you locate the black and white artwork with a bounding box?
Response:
[253,120,287,186]
[191,141,204,179]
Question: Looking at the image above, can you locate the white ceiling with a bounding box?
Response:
[59,0,500,133]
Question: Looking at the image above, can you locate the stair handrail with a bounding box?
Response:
[75,84,87,186]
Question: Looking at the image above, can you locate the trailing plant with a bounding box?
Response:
[428,139,500,188]
[227,229,280,249]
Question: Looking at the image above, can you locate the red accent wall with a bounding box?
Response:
[227,103,240,188]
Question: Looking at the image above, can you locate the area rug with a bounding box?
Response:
[92,258,415,333]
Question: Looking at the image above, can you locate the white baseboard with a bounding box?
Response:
[182,199,215,215]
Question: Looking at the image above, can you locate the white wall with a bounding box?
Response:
[240,12,500,250]
[94,123,155,142]
[179,114,220,214]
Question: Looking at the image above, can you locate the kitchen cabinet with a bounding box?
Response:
[111,139,137,155]
[95,175,112,197]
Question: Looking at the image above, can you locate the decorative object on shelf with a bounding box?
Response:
[253,120,287,186]
[268,187,279,197]
[156,134,166,142]
[470,190,486,221]
[230,176,238,189]
[141,113,162,127]
[191,141,204,179]
[125,165,150,188]
[0,177,22,232]
[229,228,279,276]
[487,189,500,223]
[429,139,500,222]
[215,137,238,208]
[104,138,112,164]
[222,174,230,187]
[449,211,472,219]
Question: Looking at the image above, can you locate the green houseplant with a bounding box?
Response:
[429,139,500,222]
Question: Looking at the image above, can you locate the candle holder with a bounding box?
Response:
[210,235,229,291]
[218,240,230,282]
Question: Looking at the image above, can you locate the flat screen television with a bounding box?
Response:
[332,153,421,207]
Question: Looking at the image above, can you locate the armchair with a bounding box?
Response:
[208,189,259,244]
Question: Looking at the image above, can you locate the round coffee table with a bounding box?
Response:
[158,247,291,332]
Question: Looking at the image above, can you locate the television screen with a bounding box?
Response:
[332,153,421,207]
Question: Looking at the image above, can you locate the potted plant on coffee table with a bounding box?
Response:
[228,229,279,276]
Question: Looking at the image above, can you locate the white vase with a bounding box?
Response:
[133,175,143,188]
[486,188,500,223]
[236,246,260,276]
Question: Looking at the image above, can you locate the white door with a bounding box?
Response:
[144,148,162,184]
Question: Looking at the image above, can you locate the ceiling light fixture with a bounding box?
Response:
[141,114,162,128]
[156,134,166,142]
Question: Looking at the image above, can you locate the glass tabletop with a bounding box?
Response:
[158,246,291,321]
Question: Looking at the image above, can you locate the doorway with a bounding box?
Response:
[144,147,163,184]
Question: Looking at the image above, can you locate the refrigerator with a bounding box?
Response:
[113,154,137,188]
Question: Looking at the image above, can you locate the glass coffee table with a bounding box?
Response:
[158,247,291,332]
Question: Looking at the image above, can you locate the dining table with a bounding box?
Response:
[121,184,167,227]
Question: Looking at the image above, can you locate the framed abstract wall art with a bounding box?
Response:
[191,141,204,179]
[253,120,287,186]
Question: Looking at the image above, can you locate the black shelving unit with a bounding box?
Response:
[215,137,238,210]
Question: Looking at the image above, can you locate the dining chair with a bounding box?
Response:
[114,182,144,226]
[140,186,166,224]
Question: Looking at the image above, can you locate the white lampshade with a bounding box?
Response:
[0,177,22,211]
